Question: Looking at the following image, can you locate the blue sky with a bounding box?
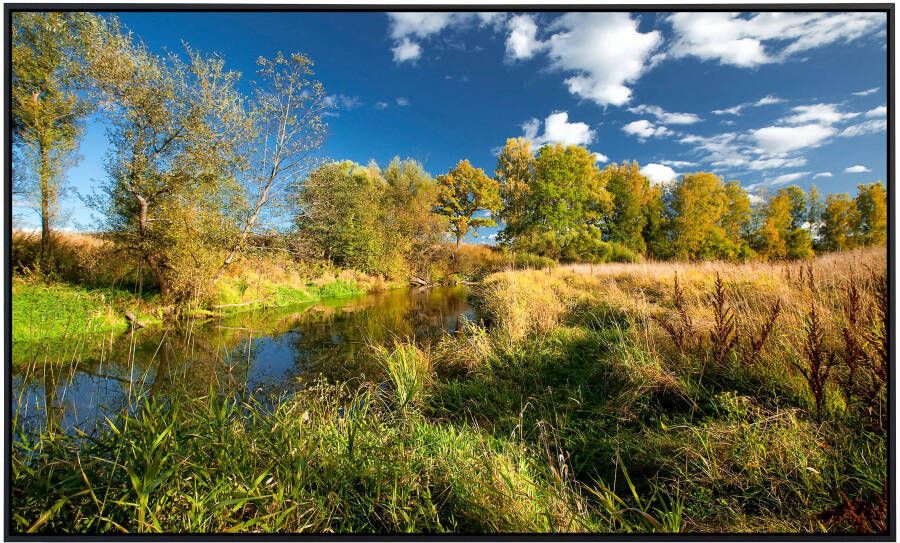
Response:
[14,10,888,243]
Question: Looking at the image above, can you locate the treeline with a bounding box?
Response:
[13,13,887,305]
[489,138,887,263]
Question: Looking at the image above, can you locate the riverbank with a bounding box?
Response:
[12,246,887,533]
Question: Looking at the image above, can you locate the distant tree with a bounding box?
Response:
[854,181,887,246]
[643,184,671,260]
[434,160,500,247]
[820,193,858,252]
[604,161,650,254]
[669,172,738,260]
[495,138,533,239]
[787,228,815,260]
[12,12,91,259]
[783,185,809,230]
[721,180,752,246]
[807,185,824,239]
[755,189,792,259]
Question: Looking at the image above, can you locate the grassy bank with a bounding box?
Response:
[11,246,887,534]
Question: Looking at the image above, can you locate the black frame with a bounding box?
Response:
[3,3,894,541]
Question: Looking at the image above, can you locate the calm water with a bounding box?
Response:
[12,286,474,436]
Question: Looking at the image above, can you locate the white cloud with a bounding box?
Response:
[852,87,880,96]
[660,159,697,168]
[505,14,545,60]
[628,104,701,124]
[640,163,678,185]
[593,152,610,163]
[747,171,810,191]
[813,172,833,179]
[387,12,504,63]
[323,94,362,112]
[667,12,885,67]
[536,13,662,106]
[522,111,595,147]
[845,165,871,173]
[395,97,410,106]
[746,156,807,170]
[840,119,887,137]
[392,37,422,63]
[865,105,887,118]
[712,95,784,116]
[750,124,836,154]
[375,101,389,109]
[622,119,671,140]
[783,103,858,125]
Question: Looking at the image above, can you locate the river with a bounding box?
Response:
[11,286,474,436]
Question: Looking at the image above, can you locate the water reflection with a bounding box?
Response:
[12,286,474,436]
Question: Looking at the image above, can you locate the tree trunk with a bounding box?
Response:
[456,233,462,247]
[39,142,51,260]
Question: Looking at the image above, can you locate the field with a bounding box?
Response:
[10,246,887,534]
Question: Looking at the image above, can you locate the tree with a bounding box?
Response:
[220,52,329,272]
[643,184,671,260]
[12,12,90,259]
[854,181,887,246]
[495,137,533,239]
[721,180,752,246]
[669,173,737,260]
[820,193,858,252]
[755,190,792,259]
[83,16,249,301]
[434,160,500,246]
[783,185,809,230]
[604,161,651,254]
[807,185,824,240]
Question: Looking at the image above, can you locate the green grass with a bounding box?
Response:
[12,278,159,344]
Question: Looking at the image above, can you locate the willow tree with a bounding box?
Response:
[83,16,248,301]
[434,160,500,246]
[12,12,90,258]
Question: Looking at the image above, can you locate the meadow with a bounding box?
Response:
[10,245,887,534]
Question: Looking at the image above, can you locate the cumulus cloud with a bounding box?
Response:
[522,111,596,147]
[783,103,859,125]
[750,124,836,154]
[628,104,701,124]
[622,119,671,140]
[392,37,422,63]
[667,12,885,67]
[593,152,610,163]
[852,87,880,96]
[640,163,678,185]
[505,14,545,60]
[813,172,833,178]
[845,165,871,173]
[712,95,784,116]
[534,13,661,106]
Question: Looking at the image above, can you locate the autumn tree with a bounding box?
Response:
[83,16,250,302]
[669,172,743,260]
[807,185,824,239]
[495,137,533,240]
[854,181,887,246]
[434,160,500,247]
[820,193,858,252]
[12,12,91,259]
[603,161,651,254]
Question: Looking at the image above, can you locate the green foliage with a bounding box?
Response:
[495,137,534,234]
[434,160,501,246]
[670,173,746,261]
[296,159,444,279]
[603,162,651,254]
[12,12,91,258]
[854,182,887,246]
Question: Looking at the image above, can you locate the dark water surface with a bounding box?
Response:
[12,286,474,436]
